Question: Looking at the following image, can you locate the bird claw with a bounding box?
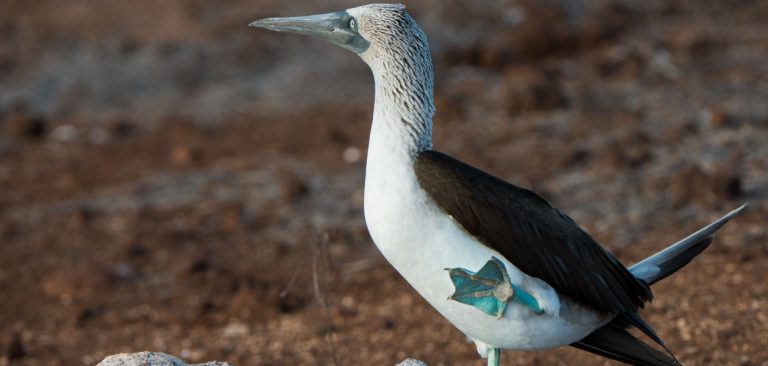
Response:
[447,257,544,318]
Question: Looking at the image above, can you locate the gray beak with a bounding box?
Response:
[250,11,369,54]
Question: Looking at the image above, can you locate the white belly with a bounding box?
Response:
[363,163,611,351]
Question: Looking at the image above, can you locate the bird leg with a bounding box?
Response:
[446,257,544,318]
[487,347,500,366]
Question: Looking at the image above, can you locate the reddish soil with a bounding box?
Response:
[1,1,767,365]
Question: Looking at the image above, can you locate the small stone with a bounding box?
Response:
[342,146,362,163]
[222,322,249,338]
[96,352,235,366]
[397,359,428,366]
[97,352,185,366]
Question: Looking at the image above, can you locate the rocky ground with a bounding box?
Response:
[1,0,767,365]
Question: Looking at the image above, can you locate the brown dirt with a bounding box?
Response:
[1,0,767,365]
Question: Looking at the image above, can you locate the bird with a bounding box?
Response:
[250,4,746,366]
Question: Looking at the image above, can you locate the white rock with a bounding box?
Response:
[96,352,234,366]
[397,359,428,366]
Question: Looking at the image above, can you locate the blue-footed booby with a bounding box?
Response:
[250,4,746,365]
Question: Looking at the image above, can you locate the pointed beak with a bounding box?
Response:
[250,11,369,54]
[250,12,343,36]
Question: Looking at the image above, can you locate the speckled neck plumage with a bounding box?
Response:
[361,10,435,158]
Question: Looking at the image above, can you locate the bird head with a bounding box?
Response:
[250,4,429,67]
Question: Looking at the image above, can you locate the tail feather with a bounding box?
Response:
[572,321,680,366]
[620,311,676,360]
[572,204,747,365]
[629,204,747,285]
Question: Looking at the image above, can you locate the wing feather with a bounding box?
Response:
[414,150,652,314]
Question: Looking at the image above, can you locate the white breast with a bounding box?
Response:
[362,123,611,350]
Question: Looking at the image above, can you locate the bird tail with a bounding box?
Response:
[571,204,747,365]
[572,321,679,366]
[628,203,747,285]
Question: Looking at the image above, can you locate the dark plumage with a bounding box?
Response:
[414,150,679,356]
[573,321,678,366]
[414,150,652,314]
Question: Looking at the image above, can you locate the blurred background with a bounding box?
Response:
[1,0,766,365]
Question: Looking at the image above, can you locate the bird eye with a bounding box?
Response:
[349,18,356,30]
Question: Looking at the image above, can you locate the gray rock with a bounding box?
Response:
[96,352,234,366]
[397,359,428,366]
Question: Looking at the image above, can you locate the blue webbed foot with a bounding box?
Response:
[447,257,544,318]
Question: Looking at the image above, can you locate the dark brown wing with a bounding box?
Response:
[414,150,652,314]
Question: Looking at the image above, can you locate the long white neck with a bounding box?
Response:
[362,27,437,262]
[365,37,435,163]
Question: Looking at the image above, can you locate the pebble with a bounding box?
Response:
[397,359,428,366]
[96,352,234,366]
[343,146,362,163]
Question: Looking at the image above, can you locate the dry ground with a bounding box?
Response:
[1,0,767,365]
